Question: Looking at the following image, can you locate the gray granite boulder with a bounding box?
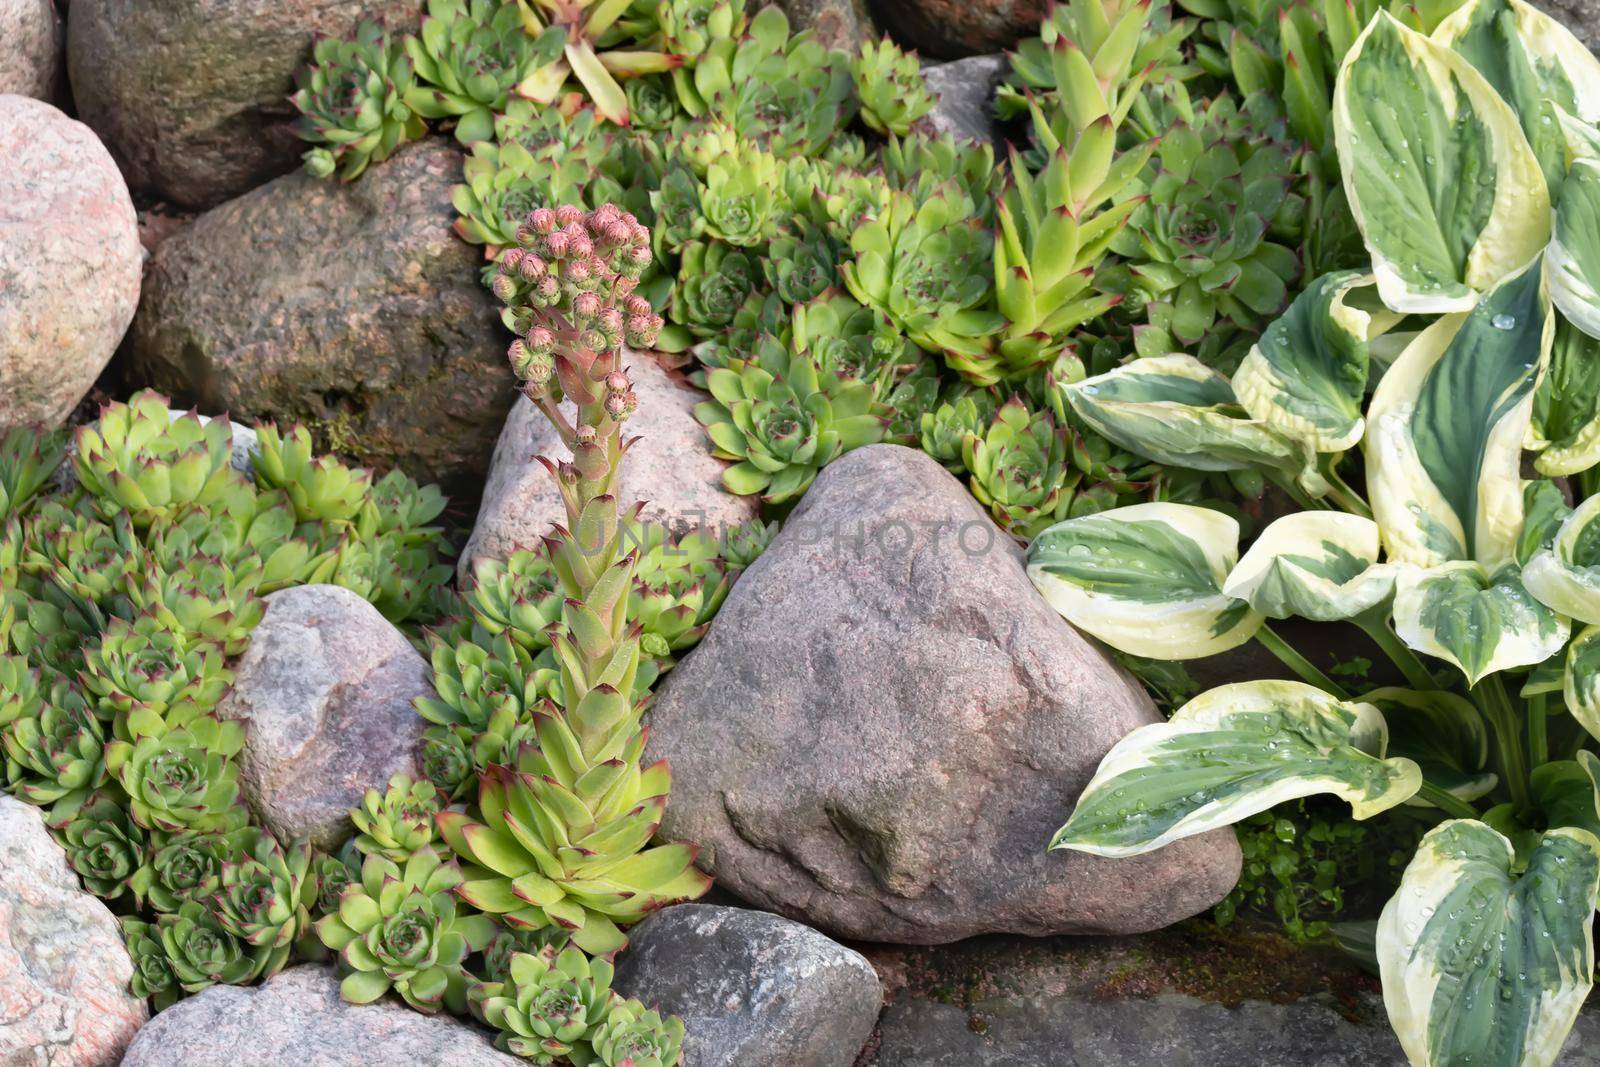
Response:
[216,584,432,849]
[459,354,758,583]
[119,965,523,1066]
[648,445,1242,944]
[0,95,141,432]
[0,0,61,100]
[0,797,147,1066]
[67,0,421,209]
[917,55,1006,147]
[127,140,511,492]
[614,904,881,1067]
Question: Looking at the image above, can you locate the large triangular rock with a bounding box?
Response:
[649,445,1241,943]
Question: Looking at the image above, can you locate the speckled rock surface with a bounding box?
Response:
[215,584,432,850]
[777,0,877,50]
[868,0,1046,58]
[458,354,759,583]
[649,445,1242,944]
[868,992,1600,1065]
[0,0,61,100]
[917,55,1006,146]
[66,0,421,209]
[0,95,141,432]
[119,965,523,1066]
[613,905,881,1067]
[0,797,148,1066]
[126,140,511,492]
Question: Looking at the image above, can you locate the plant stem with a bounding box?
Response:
[1317,455,1373,519]
[1354,611,1435,692]
[1528,693,1549,768]
[1414,781,1478,820]
[1474,673,1532,813]
[1256,624,1351,699]
[1266,473,1320,513]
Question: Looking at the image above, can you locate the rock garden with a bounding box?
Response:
[6,0,1600,1064]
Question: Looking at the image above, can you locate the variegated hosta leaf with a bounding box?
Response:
[1528,316,1600,476]
[1524,492,1600,624]
[1025,503,1263,660]
[1050,681,1422,857]
[1515,479,1574,565]
[1362,687,1497,804]
[1433,0,1600,196]
[1564,624,1600,741]
[1532,756,1600,838]
[1549,159,1600,339]
[1394,561,1571,684]
[1061,354,1324,493]
[1379,821,1600,1067]
[1222,511,1398,621]
[1234,271,1379,452]
[1334,13,1549,313]
[1365,263,1552,569]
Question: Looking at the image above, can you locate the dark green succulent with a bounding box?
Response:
[74,393,254,529]
[157,900,267,994]
[880,359,942,447]
[480,923,573,984]
[317,847,495,1013]
[122,558,265,657]
[420,724,477,799]
[0,426,66,521]
[309,848,359,918]
[3,681,108,821]
[291,20,427,180]
[695,333,886,503]
[627,524,730,665]
[56,793,145,899]
[765,224,843,307]
[416,629,556,774]
[209,830,313,971]
[122,917,182,1010]
[718,519,778,571]
[131,828,248,913]
[404,0,540,144]
[104,715,247,833]
[789,291,909,398]
[625,74,682,131]
[351,772,443,863]
[669,240,760,337]
[852,36,934,137]
[473,946,619,1061]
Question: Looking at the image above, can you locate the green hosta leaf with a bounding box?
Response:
[1532,756,1600,838]
[1233,271,1382,452]
[1549,159,1600,340]
[1362,687,1497,804]
[1364,263,1551,569]
[1060,354,1323,493]
[1529,316,1600,476]
[1516,479,1574,565]
[1393,561,1571,685]
[1223,511,1399,621]
[1026,503,1262,660]
[1564,624,1600,741]
[1433,0,1600,197]
[1524,491,1600,624]
[1050,681,1422,856]
[1378,821,1600,1067]
[1333,13,1549,313]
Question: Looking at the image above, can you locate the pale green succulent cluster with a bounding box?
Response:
[851,37,934,137]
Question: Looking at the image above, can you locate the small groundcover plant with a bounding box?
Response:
[1024,2,1600,1063]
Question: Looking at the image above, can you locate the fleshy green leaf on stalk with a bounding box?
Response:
[1050,680,1422,856]
[1026,502,1263,659]
[1222,511,1399,621]
[1363,262,1550,569]
[1548,159,1600,339]
[1563,624,1600,741]
[1378,821,1600,1067]
[1332,13,1549,313]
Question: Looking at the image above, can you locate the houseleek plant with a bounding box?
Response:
[1025,5,1600,1063]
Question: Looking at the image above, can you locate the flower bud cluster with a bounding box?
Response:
[495,204,665,403]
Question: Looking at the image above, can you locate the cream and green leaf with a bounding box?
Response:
[1548,159,1600,340]
[1363,687,1497,804]
[1222,511,1398,621]
[1378,821,1600,1067]
[1528,317,1600,476]
[1524,492,1600,625]
[1233,271,1384,452]
[1025,503,1262,660]
[1061,355,1323,493]
[1363,263,1551,570]
[1564,625,1600,741]
[1393,561,1571,685]
[1049,681,1422,857]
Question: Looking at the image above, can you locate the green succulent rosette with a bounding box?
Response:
[291,20,427,181]
[104,715,248,834]
[472,946,619,1060]
[0,426,66,522]
[122,917,183,1010]
[56,792,145,899]
[579,996,687,1067]
[351,772,444,863]
[668,240,759,338]
[404,0,539,144]
[852,36,934,137]
[3,680,108,820]
[158,900,268,994]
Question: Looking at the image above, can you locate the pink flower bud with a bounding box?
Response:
[605,370,630,395]
[572,291,601,319]
[568,232,594,259]
[525,325,555,353]
[507,338,530,373]
[628,244,651,265]
[564,257,591,283]
[491,274,517,302]
[524,353,553,385]
[604,221,632,246]
[604,392,629,419]
[536,275,560,301]
[500,248,525,273]
[555,204,584,227]
[545,230,570,257]
[575,424,598,446]
[527,207,557,234]
[519,254,546,281]
[598,307,623,335]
